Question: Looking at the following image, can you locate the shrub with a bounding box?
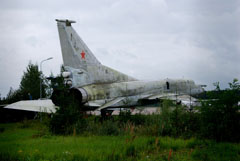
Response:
[49,100,85,135]
[199,79,240,142]
[125,145,136,157]
[100,120,119,136]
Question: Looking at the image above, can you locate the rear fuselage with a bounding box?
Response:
[70,79,204,107]
[53,19,205,109]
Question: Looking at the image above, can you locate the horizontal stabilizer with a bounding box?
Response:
[56,19,76,25]
[4,99,58,113]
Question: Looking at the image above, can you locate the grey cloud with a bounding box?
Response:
[0,0,239,97]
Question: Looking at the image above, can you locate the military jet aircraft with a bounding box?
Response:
[51,19,205,113]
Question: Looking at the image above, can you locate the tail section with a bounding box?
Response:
[56,19,100,69]
[56,19,137,87]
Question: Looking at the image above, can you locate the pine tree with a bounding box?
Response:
[19,62,47,100]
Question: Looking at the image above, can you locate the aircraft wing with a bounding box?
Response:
[4,99,58,113]
[93,93,199,111]
[142,93,199,106]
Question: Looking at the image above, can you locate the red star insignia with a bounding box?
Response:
[81,51,85,59]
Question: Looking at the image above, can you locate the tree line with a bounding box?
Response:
[0,62,240,142]
[0,62,48,104]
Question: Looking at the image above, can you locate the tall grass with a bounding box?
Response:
[48,99,202,140]
[1,122,240,161]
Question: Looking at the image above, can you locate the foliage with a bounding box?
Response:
[49,101,200,138]
[199,78,240,142]
[49,101,86,135]
[118,110,146,125]
[48,72,87,135]
[20,62,47,100]
[99,120,120,136]
[4,87,23,104]
[158,100,173,136]
[48,78,240,143]
[1,62,48,104]
[1,122,240,161]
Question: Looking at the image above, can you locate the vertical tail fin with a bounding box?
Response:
[56,19,137,86]
[56,19,100,69]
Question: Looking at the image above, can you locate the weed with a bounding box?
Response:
[125,145,136,157]
[1,123,240,161]
[99,120,119,136]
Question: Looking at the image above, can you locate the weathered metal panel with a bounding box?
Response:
[4,99,57,113]
[55,20,205,110]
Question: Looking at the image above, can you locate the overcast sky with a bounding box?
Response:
[0,0,239,97]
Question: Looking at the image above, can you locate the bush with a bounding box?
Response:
[100,120,119,136]
[49,100,86,135]
[199,79,240,142]
[47,79,240,142]
[125,145,136,157]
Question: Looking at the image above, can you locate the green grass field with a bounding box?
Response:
[0,121,240,161]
